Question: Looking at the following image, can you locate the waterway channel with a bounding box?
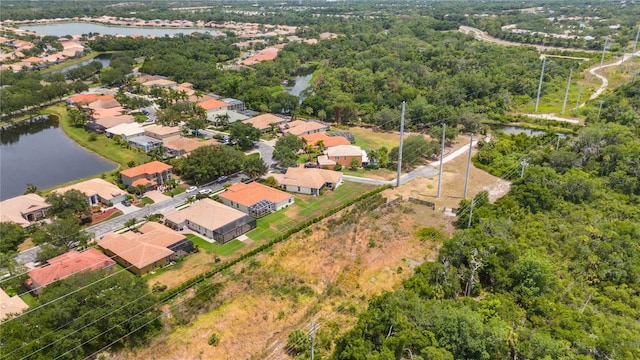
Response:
[286,74,313,104]
[0,115,117,200]
[19,22,224,38]
[50,53,112,74]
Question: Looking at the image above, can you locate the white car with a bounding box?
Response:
[199,188,212,195]
[186,186,198,193]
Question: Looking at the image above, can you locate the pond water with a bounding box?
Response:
[50,53,112,74]
[0,115,117,200]
[286,74,313,104]
[19,22,223,38]
[499,126,548,136]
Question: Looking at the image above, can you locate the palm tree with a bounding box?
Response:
[214,113,230,127]
[314,140,325,152]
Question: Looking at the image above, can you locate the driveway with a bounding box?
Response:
[144,190,170,203]
[256,140,275,167]
[113,202,138,215]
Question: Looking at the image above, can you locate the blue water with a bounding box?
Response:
[20,22,223,38]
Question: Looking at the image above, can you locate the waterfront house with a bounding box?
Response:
[120,161,173,190]
[143,125,181,143]
[164,198,256,243]
[106,122,145,140]
[53,178,127,206]
[0,194,50,228]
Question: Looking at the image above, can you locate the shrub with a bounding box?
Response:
[208,333,220,346]
[152,282,168,292]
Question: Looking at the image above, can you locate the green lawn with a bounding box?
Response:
[245,152,261,160]
[140,197,155,205]
[247,182,377,241]
[341,167,396,180]
[165,187,186,197]
[50,104,150,167]
[186,233,245,256]
[344,126,402,150]
[19,292,39,308]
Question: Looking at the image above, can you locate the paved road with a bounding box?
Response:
[343,140,478,186]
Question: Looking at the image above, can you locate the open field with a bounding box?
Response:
[341,126,404,149]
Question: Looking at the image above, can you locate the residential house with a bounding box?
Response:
[0,194,50,228]
[94,114,135,130]
[243,113,286,133]
[317,155,337,169]
[98,222,193,275]
[120,161,173,190]
[87,99,121,111]
[141,78,177,90]
[206,109,248,125]
[325,145,364,168]
[164,198,256,243]
[197,98,230,112]
[282,120,329,136]
[163,137,219,157]
[67,93,115,106]
[53,178,127,206]
[91,107,126,121]
[106,122,145,140]
[218,182,294,217]
[220,98,246,112]
[27,249,116,294]
[0,288,29,320]
[127,135,162,152]
[300,132,350,149]
[271,167,343,196]
[144,125,181,143]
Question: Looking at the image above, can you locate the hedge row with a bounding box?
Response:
[159,184,392,302]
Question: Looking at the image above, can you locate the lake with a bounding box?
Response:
[51,53,111,75]
[0,115,117,200]
[286,74,313,104]
[19,22,224,38]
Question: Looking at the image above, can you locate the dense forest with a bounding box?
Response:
[331,82,640,359]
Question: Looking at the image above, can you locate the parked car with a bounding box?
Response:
[216,175,229,183]
[186,186,198,193]
[199,188,212,195]
[304,163,319,168]
[121,200,132,207]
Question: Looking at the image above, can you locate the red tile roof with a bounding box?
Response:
[219,182,292,207]
[67,93,114,104]
[197,98,229,111]
[120,161,172,178]
[28,249,115,289]
[300,132,350,148]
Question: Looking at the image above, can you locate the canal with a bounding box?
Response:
[0,115,117,200]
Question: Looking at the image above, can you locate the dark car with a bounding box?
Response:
[304,163,319,168]
[121,200,132,207]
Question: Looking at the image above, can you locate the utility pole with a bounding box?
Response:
[534,57,546,113]
[309,321,316,360]
[575,85,582,112]
[561,68,573,116]
[396,101,405,187]
[467,198,475,229]
[600,37,608,70]
[463,133,473,199]
[633,25,639,55]
[597,100,604,121]
[520,159,529,178]
[436,123,446,198]
[556,134,561,150]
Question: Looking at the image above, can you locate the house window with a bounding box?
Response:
[344,156,347,160]
[298,186,301,191]
[335,156,339,160]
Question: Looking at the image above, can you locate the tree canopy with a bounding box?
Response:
[180,145,245,185]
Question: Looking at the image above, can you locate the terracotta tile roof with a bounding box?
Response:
[274,167,343,189]
[241,47,280,65]
[143,125,181,137]
[98,223,185,269]
[300,132,350,148]
[142,79,177,87]
[0,288,29,320]
[28,249,116,289]
[53,178,126,202]
[219,182,292,207]
[88,99,121,110]
[197,98,230,111]
[317,155,337,167]
[91,106,125,120]
[67,93,114,104]
[22,56,43,63]
[94,114,134,128]
[243,113,286,131]
[120,161,173,178]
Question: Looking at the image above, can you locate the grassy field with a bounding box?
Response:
[342,126,402,150]
[19,292,39,308]
[49,104,150,168]
[341,167,396,180]
[186,233,246,256]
